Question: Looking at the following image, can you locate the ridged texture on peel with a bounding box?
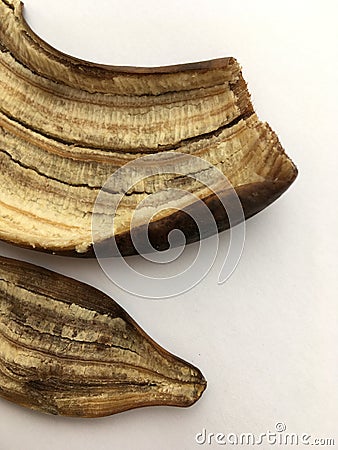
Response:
[0,0,297,255]
[0,256,206,417]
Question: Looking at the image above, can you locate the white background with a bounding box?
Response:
[0,0,337,449]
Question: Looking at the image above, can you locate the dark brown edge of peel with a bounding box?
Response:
[0,387,206,418]
[105,174,298,257]
[1,172,297,258]
[16,1,234,76]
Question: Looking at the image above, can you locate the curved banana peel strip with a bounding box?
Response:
[0,0,297,255]
[0,256,206,417]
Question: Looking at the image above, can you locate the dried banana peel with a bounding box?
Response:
[0,0,297,255]
[0,256,206,416]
